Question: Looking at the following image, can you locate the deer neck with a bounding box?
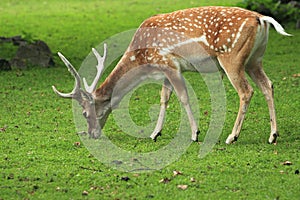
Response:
[94,53,139,107]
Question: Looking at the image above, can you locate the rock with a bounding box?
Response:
[10,40,55,68]
[0,36,55,69]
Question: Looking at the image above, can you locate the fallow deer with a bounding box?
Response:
[52,6,291,144]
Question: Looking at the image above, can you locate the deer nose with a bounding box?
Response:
[82,111,88,118]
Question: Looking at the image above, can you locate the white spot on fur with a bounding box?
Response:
[130,55,136,61]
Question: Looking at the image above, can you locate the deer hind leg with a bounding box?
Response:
[150,78,173,141]
[246,63,278,144]
[164,70,199,142]
[218,58,254,144]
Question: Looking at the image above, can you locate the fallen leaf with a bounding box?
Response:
[74,142,81,147]
[177,185,188,190]
[190,177,196,182]
[90,186,97,190]
[173,170,183,176]
[82,190,88,196]
[0,125,7,132]
[292,73,300,77]
[159,178,171,183]
[281,161,292,166]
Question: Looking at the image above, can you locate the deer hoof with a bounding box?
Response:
[225,135,238,144]
[191,130,200,142]
[268,132,279,144]
[151,132,162,142]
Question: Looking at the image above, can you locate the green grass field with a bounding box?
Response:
[1,0,299,199]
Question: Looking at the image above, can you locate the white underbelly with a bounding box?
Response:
[177,56,221,73]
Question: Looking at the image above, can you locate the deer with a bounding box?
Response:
[52,6,291,144]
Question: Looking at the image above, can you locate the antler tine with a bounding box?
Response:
[52,52,81,98]
[83,43,107,93]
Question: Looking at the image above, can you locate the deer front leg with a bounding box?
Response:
[165,71,199,142]
[150,79,173,141]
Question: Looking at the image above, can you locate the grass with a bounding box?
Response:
[1,0,300,199]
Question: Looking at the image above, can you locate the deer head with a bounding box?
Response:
[52,44,107,139]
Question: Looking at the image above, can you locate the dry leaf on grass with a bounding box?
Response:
[292,73,300,77]
[0,126,7,132]
[159,178,171,183]
[177,185,188,190]
[74,142,81,147]
[173,170,183,176]
[281,161,292,166]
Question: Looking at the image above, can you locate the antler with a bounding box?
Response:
[52,52,81,98]
[83,43,107,93]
